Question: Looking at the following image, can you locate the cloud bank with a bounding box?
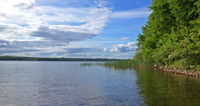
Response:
[0,0,149,58]
[103,42,137,52]
[0,0,111,55]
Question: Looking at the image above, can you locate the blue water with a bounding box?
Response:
[0,61,143,106]
[1,61,200,106]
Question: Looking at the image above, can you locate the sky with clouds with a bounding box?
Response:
[0,0,152,59]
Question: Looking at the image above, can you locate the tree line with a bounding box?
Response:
[134,0,200,69]
[0,56,122,61]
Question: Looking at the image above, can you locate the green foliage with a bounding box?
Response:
[104,59,147,68]
[134,0,200,68]
[196,65,200,71]
[80,63,105,66]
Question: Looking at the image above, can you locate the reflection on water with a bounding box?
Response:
[0,61,200,105]
[134,67,200,106]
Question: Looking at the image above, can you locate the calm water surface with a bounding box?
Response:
[0,61,200,106]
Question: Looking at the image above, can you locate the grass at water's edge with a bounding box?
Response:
[80,63,104,66]
[80,59,146,68]
[104,59,147,68]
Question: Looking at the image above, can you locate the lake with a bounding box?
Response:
[0,61,200,106]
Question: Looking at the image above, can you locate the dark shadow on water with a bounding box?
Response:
[133,67,200,106]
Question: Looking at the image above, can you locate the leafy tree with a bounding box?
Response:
[134,0,200,68]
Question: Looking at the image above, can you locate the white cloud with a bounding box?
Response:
[0,0,36,10]
[102,37,106,39]
[94,0,108,7]
[103,48,108,52]
[13,0,36,10]
[0,0,114,58]
[0,0,145,59]
[110,7,151,19]
[0,0,111,52]
[104,42,137,52]
[0,42,8,46]
[120,37,130,40]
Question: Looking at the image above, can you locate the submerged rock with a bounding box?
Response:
[165,64,168,69]
[174,67,177,70]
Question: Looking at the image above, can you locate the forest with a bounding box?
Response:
[133,0,200,70]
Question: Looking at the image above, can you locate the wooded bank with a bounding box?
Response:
[134,0,200,71]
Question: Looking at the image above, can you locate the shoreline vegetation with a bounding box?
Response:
[104,60,200,77]
[0,56,122,61]
[105,0,200,77]
[104,59,144,68]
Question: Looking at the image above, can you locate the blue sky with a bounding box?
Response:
[0,0,152,59]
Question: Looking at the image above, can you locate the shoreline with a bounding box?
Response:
[152,65,200,77]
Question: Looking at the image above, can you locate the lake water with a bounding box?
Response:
[0,61,200,106]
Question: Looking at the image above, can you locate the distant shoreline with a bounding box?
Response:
[0,56,124,61]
